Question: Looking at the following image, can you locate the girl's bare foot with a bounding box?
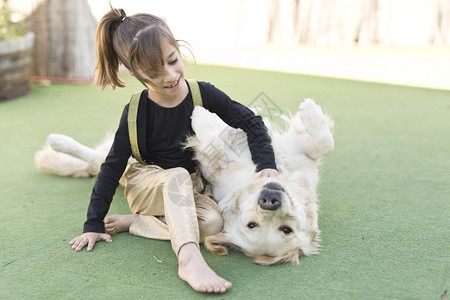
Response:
[104,214,138,235]
[178,243,232,293]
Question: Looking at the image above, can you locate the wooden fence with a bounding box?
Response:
[266,0,450,46]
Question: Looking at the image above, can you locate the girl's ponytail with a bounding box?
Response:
[94,6,127,90]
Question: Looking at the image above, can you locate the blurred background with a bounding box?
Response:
[2,0,450,99]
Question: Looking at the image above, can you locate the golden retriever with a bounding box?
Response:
[187,99,334,265]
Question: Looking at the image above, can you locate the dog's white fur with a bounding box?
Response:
[35,99,333,265]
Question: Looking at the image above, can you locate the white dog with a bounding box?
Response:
[35,99,334,265]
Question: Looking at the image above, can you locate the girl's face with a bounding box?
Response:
[147,40,186,96]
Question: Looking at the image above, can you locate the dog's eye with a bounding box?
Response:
[280,226,293,234]
[247,222,257,229]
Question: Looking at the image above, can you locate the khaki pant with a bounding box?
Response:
[122,163,222,255]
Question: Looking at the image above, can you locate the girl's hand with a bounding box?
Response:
[258,168,280,178]
[69,232,112,252]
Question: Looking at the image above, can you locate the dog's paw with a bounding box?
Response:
[191,106,222,135]
[47,134,79,153]
[299,99,326,133]
[191,106,208,125]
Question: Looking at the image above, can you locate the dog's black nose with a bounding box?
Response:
[258,189,282,211]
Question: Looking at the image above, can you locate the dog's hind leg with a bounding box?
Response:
[289,99,334,160]
[35,145,95,177]
[47,134,97,164]
[35,134,106,178]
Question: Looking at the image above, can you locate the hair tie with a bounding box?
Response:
[117,15,126,25]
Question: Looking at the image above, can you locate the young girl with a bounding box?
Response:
[69,6,279,294]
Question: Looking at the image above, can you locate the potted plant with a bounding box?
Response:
[0,0,34,101]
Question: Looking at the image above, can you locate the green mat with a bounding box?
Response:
[0,64,448,299]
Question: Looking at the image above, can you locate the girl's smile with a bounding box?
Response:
[165,76,181,90]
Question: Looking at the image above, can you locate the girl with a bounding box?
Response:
[69,6,279,294]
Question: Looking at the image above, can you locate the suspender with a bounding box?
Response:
[127,79,203,165]
[187,78,202,107]
[127,91,144,164]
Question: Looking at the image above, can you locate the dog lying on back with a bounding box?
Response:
[36,99,334,265]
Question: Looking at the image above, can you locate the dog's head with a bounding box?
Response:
[205,172,320,265]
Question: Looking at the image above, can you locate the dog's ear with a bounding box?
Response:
[204,232,232,256]
[253,248,301,265]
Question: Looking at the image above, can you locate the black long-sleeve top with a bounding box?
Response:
[83,81,277,233]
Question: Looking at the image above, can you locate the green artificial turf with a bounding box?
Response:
[0,64,449,299]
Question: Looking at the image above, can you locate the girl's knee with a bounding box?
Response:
[167,167,191,181]
[164,167,192,187]
[163,168,195,208]
[199,209,223,240]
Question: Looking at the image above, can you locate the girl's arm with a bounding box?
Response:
[83,105,132,233]
[258,168,280,177]
[200,82,278,173]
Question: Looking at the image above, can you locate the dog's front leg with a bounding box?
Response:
[291,99,334,160]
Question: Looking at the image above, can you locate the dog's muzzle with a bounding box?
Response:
[258,182,284,211]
